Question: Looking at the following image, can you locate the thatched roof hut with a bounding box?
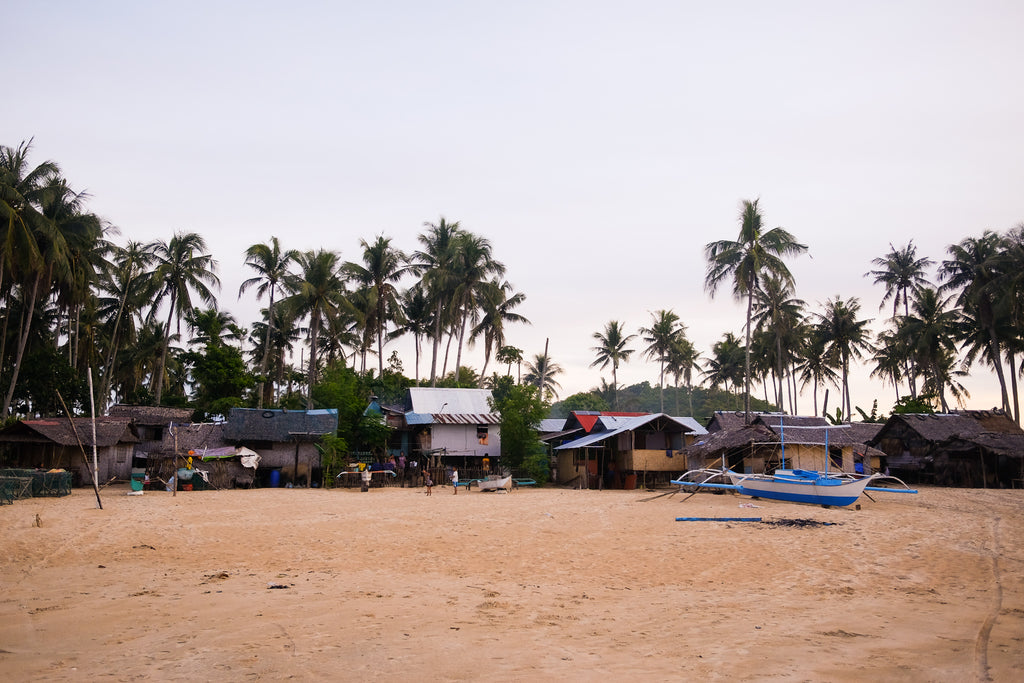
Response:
[870,410,1024,487]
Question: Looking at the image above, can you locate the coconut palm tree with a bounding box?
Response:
[752,273,806,412]
[3,174,104,417]
[524,350,563,400]
[640,309,684,413]
[239,237,298,407]
[796,327,840,416]
[471,279,529,386]
[146,231,220,405]
[96,240,156,410]
[817,296,873,420]
[449,232,504,384]
[590,320,636,409]
[666,335,699,416]
[869,327,906,403]
[411,217,463,386]
[343,235,409,377]
[390,285,433,382]
[496,345,524,382]
[279,248,347,408]
[897,287,961,411]
[704,198,807,423]
[0,139,55,299]
[866,241,934,398]
[703,332,745,408]
[940,230,1012,415]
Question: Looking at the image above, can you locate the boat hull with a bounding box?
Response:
[477,476,512,492]
[727,470,877,507]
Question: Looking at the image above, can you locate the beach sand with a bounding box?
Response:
[1,483,1021,681]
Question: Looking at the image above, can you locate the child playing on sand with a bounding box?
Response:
[424,471,433,496]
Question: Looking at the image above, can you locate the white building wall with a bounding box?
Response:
[431,424,500,458]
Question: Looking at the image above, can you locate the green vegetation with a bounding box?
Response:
[3,140,1023,461]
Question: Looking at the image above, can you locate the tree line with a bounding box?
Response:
[3,141,1022,428]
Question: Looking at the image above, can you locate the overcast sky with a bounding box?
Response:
[6,1,1023,413]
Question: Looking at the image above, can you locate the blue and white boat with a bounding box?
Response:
[671,468,915,507]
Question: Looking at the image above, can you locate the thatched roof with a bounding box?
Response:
[0,417,136,447]
[221,408,338,442]
[682,423,776,459]
[705,411,785,432]
[879,410,1024,443]
[107,404,194,425]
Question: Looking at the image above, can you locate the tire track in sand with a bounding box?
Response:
[974,516,1002,682]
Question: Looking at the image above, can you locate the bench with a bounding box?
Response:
[513,478,537,488]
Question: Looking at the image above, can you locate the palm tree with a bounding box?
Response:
[390,285,432,382]
[640,309,683,412]
[411,217,463,386]
[450,232,504,384]
[96,240,156,410]
[186,307,240,348]
[939,231,1012,415]
[590,320,636,409]
[867,241,934,319]
[666,335,699,416]
[796,327,840,416]
[869,327,906,403]
[239,237,298,407]
[752,273,806,412]
[279,249,347,408]
[470,279,529,386]
[3,174,104,417]
[524,349,563,400]
[343,235,409,377]
[703,332,745,408]
[0,139,55,298]
[817,296,873,421]
[496,345,524,382]
[704,198,808,422]
[867,241,933,397]
[146,232,220,405]
[897,287,961,411]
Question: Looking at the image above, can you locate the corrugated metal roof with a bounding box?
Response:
[405,412,500,425]
[407,387,495,415]
[554,414,698,450]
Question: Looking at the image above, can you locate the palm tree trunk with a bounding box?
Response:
[306,314,321,410]
[612,364,618,410]
[986,329,1011,414]
[153,292,176,405]
[1007,351,1019,425]
[429,301,443,386]
[2,274,41,418]
[743,289,753,423]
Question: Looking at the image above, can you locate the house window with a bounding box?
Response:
[116,446,127,464]
[477,427,489,445]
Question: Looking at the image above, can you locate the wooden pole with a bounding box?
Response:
[87,368,103,509]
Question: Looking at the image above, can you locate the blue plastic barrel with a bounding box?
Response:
[269,469,281,488]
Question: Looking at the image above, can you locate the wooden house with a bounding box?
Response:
[0,417,138,486]
[869,410,1024,487]
[400,388,501,467]
[685,415,885,474]
[553,412,706,488]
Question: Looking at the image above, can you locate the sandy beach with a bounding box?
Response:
[1,483,1021,681]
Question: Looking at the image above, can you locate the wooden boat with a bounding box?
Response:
[671,468,916,507]
[476,475,513,492]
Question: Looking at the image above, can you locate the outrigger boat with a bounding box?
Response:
[671,421,917,507]
[476,475,513,492]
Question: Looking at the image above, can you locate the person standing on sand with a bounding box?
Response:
[452,467,459,495]
[424,471,433,495]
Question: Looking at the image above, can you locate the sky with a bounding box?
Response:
[6,1,1024,415]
